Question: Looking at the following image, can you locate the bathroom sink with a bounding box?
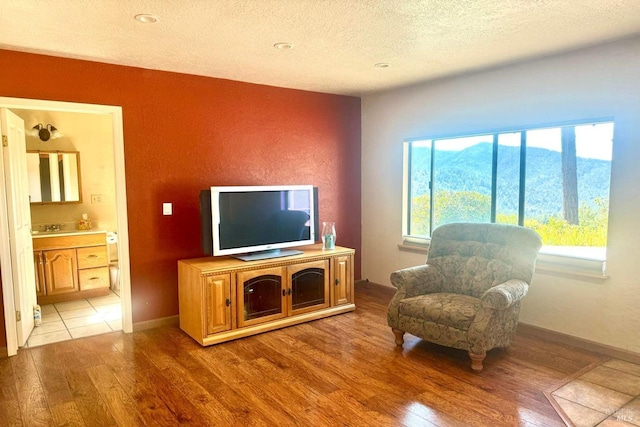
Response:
[31,229,105,238]
[31,229,73,235]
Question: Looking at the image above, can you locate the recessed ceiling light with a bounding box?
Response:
[134,14,158,23]
[274,42,294,50]
[374,63,390,68]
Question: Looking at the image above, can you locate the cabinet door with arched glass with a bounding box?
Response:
[236,266,286,328]
[287,259,330,316]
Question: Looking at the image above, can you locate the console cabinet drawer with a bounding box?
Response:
[78,267,110,290]
[77,246,108,269]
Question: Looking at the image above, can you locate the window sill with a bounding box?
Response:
[535,250,607,282]
[398,242,429,254]
[399,240,608,283]
[534,263,608,283]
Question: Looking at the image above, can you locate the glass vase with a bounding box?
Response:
[321,221,336,250]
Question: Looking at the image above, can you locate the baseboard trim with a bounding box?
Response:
[133,315,179,332]
[355,279,395,295]
[518,323,640,364]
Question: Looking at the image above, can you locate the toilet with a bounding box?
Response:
[109,263,120,294]
[107,232,120,294]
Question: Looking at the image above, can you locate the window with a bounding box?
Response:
[403,120,613,266]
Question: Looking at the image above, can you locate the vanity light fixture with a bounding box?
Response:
[274,42,293,50]
[27,124,62,141]
[134,14,158,23]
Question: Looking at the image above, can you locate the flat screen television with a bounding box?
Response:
[200,185,317,261]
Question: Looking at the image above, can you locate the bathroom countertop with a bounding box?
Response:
[31,229,107,238]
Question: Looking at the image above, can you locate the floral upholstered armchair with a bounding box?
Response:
[387,223,542,371]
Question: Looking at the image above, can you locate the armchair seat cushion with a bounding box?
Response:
[399,293,480,330]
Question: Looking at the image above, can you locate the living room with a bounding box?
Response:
[1,2,639,425]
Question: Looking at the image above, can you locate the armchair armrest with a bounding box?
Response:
[480,279,529,310]
[390,264,443,297]
[387,264,443,329]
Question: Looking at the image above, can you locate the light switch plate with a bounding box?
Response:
[162,203,172,215]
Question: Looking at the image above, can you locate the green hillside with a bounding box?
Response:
[411,142,611,219]
[410,142,611,245]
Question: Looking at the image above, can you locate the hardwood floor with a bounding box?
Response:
[0,281,607,426]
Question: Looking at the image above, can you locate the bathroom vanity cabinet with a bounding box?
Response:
[178,244,355,346]
[33,231,110,304]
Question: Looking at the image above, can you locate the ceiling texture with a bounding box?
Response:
[1,0,640,96]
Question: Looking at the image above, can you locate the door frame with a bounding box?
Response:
[0,97,132,356]
[1,108,37,347]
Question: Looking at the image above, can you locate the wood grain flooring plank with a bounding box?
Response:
[108,349,212,426]
[0,357,18,403]
[243,333,345,398]
[30,345,75,407]
[15,384,54,427]
[135,367,205,426]
[100,352,182,426]
[64,367,117,427]
[0,400,22,427]
[129,332,239,425]
[181,354,277,425]
[205,348,320,425]
[69,335,122,369]
[86,364,146,426]
[283,328,407,402]
[509,333,607,374]
[9,349,54,426]
[316,388,399,427]
[365,393,464,427]
[404,361,560,426]
[9,349,42,395]
[228,380,300,427]
[413,387,502,427]
[394,346,564,424]
[49,400,87,427]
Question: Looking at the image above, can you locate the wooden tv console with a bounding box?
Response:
[178,244,355,346]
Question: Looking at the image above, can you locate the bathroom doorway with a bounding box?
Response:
[0,97,132,356]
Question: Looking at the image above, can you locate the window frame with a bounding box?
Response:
[401,117,613,280]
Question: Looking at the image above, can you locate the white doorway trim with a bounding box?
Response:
[0,97,132,356]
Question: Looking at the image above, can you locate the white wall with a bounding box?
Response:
[361,36,640,353]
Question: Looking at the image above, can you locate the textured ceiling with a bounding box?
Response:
[1,0,640,96]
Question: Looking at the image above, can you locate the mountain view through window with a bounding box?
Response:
[405,121,613,259]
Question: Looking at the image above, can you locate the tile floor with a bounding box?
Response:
[549,359,640,426]
[26,291,122,348]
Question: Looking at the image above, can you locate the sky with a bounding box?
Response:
[411,122,614,161]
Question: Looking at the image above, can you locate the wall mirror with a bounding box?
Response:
[27,151,82,203]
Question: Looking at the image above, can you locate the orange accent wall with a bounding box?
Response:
[0,49,361,347]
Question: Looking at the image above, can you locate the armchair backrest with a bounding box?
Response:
[426,223,542,298]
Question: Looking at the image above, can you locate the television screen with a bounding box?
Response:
[202,185,316,261]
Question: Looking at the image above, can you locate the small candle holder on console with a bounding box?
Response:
[321,221,336,250]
